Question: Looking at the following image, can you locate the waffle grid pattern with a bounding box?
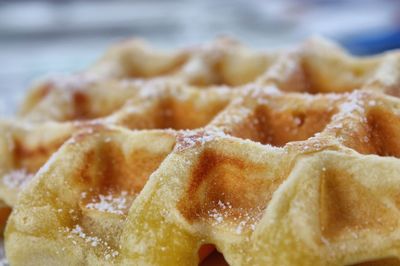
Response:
[2,37,400,265]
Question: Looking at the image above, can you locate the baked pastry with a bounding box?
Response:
[3,37,400,265]
[18,37,400,123]
[0,83,234,214]
[6,87,400,265]
[1,36,273,220]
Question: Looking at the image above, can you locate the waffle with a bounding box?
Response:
[18,38,276,122]
[18,36,400,123]
[3,37,400,265]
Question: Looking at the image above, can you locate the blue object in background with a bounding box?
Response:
[341,28,400,55]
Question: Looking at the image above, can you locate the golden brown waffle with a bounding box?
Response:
[3,37,400,265]
[18,36,400,123]
[19,37,276,122]
[0,82,234,229]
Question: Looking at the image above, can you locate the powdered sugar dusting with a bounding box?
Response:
[246,85,281,104]
[64,224,119,260]
[206,200,260,235]
[42,73,98,92]
[68,224,101,247]
[208,208,225,225]
[340,100,363,114]
[326,92,368,135]
[340,92,368,115]
[85,191,130,215]
[2,169,34,189]
[176,129,227,151]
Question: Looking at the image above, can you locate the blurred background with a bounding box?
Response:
[1,0,400,115]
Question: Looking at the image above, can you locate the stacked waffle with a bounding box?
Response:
[2,37,400,266]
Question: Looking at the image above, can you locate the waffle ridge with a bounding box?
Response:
[2,36,400,265]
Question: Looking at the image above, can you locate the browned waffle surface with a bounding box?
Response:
[18,37,400,123]
[2,37,400,265]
